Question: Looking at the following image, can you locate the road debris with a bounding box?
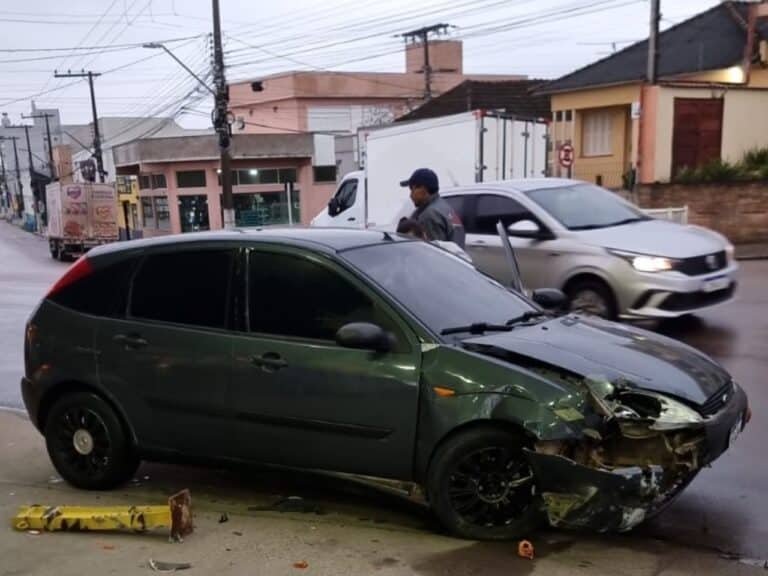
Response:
[517,540,535,560]
[148,559,192,572]
[26,530,41,536]
[48,476,63,485]
[249,496,326,515]
[218,513,229,524]
[720,553,768,569]
[232,531,243,536]
[293,561,309,569]
[102,544,116,550]
[12,489,193,542]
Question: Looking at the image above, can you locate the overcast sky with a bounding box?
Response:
[0,0,721,128]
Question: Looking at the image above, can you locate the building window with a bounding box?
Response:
[141,197,155,228]
[139,175,151,190]
[155,196,171,231]
[313,166,337,182]
[221,168,299,186]
[581,110,612,157]
[225,189,300,227]
[178,195,209,233]
[555,111,563,122]
[151,174,167,189]
[176,170,207,188]
[565,110,573,122]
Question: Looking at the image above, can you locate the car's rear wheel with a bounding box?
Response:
[44,392,139,490]
[427,427,542,540]
[566,277,617,319]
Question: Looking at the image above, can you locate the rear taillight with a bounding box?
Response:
[46,256,93,299]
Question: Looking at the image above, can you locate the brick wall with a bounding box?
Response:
[632,181,768,245]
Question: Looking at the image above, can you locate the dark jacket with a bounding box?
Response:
[412,194,466,248]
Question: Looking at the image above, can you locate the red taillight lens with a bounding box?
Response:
[46,256,93,299]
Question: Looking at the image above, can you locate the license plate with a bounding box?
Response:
[702,275,730,293]
[729,417,743,447]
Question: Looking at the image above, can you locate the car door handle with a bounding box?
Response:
[251,353,288,371]
[468,240,487,248]
[347,217,356,221]
[113,333,148,349]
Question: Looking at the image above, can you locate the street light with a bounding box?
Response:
[142,43,216,96]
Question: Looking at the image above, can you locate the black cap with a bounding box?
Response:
[400,168,439,194]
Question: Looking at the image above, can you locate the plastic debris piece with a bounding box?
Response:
[27,530,41,536]
[232,531,243,536]
[293,561,309,569]
[103,544,115,550]
[148,559,192,572]
[218,513,229,524]
[517,540,535,560]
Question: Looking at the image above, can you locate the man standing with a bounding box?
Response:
[400,168,465,248]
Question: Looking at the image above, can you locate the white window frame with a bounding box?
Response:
[581,110,613,157]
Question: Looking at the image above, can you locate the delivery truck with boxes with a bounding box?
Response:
[46,182,119,261]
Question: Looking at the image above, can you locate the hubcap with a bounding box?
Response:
[73,429,94,455]
[447,446,535,528]
[572,289,609,317]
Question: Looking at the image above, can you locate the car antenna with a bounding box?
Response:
[382,231,395,241]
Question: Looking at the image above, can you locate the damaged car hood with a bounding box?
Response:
[463,315,729,405]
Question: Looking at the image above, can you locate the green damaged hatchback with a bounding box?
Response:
[22,228,749,540]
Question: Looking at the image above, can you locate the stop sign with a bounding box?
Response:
[558,143,575,168]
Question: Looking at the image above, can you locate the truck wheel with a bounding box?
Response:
[49,240,59,260]
[427,426,542,540]
[44,392,139,490]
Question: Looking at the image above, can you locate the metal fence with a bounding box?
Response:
[642,206,689,224]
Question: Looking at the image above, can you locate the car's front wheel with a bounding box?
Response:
[44,392,139,490]
[566,277,617,319]
[427,426,542,540]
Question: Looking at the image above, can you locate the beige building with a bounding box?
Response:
[540,1,768,188]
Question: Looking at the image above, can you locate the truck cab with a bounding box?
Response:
[311,171,366,229]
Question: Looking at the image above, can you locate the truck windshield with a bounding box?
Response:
[342,242,533,338]
[527,184,648,231]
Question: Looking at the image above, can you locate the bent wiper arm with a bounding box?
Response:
[440,323,513,336]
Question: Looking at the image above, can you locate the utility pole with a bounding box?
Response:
[54,70,105,182]
[212,0,234,228]
[0,136,23,216]
[22,112,56,179]
[0,142,7,212]
[402,23,451,100]
[647,0,661,83]
[22,123,41,225]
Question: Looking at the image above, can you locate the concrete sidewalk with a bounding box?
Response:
[0,409,763,576]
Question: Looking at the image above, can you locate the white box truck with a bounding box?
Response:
[46,182,119,260]
[311,110,548,230]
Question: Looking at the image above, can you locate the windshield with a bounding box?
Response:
[342,242,533,338]
[527,184,647,230]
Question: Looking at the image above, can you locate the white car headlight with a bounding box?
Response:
[725,243,735,264]
[610,250,675,273]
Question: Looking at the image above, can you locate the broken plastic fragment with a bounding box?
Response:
[293,561,309,569]
[148,559,192,572]
[517,540,535,560]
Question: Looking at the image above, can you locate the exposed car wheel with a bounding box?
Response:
[44,392,139,490]
[566,278,617,319]
[427,427,542,540]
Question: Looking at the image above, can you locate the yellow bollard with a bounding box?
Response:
[12,489,193,542]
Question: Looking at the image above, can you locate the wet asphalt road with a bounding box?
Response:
[0,220,765,559]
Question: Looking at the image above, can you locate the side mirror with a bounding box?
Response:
[507,219,542,238]
[531,288,568,310]
[335,322,395,352]
[328,197,341,216]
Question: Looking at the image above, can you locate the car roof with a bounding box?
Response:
[88,227,405,258]
[442,178,580,195]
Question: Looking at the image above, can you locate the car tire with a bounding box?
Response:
[566,278,617,319]
[427,426,543,540]
[44,392,139,490]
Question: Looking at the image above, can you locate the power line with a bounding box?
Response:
[0,34,204,53]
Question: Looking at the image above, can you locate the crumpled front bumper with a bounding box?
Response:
[525,383,749,533]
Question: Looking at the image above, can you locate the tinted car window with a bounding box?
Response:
[50,258,137,317]
[526,184,646,230]
[249,251,402,344]
[343,242,533,338]
[444,195,466,220]
[130,250,233,329]
[472,194,534,235]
